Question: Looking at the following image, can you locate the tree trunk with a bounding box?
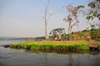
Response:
[68,22,72,41]
[70,27,72,41]
[45,19,48,41]
[41,0,57,41]
[45,9,48,41]
[45,23,47,41]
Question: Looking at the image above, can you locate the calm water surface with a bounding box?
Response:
[0,40,100,66]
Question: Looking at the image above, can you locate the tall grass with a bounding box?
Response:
[11,40,100,50]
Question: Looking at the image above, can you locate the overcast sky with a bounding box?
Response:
[0,0,99,37]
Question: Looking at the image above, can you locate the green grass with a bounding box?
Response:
[31,44,40,49]
[11,40,100,50]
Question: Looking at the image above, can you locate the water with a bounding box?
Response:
[0,40,100,66]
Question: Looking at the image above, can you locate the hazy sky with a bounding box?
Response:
[0,0,99,37]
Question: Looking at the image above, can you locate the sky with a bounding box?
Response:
[0,0,99,37]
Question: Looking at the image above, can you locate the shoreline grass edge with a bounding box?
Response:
[10,40,100,50]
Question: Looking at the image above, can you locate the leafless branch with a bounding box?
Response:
[63,4,84,41]
[40,0,46,10]
[40,0,60,41]
[47,4,54,10]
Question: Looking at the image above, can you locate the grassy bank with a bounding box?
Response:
[10,40,100,50]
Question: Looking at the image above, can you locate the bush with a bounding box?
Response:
[97,35,100,38]
[62,33,68,38]
[90,31,97,38]
[72,36,74,38]
[90,29,100,38]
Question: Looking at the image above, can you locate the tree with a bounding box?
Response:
[90,29,100,38]
[41,0,59,41]
[86,0,100,20]
[63,4,84,41]
[49,28,65,36]
[91,25,95,30]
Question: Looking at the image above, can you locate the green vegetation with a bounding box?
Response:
[11,40,100,50]
[49,28,65,36]
[49,36,54,41]
[86,0,100,20]
[84,35,87,37]
[70,28,100,40]
[90,29,100,38]
[35,36,45,41]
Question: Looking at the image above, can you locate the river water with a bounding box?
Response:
[0,40,100,66]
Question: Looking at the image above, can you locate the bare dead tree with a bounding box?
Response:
[63,4,84,41]
[41,0,60,41]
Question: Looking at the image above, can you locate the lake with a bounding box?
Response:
[0,40,100,66]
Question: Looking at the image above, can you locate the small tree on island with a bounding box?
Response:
[49,28,65,36]
[49,28,66,39]
[63,4,84,41]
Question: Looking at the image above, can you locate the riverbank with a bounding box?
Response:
[10,40,100,50]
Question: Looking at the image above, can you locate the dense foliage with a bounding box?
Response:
[86,0,100,20]
[49,28,65,36]
[90,29,100,38]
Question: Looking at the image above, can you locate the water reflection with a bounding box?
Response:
[1,46,100,66]
[88,50,99,55]
[24,49,100,66]
[68,54,73,66]
[17,48,100,56]
[1,40,100,66]
[23,49,89,54]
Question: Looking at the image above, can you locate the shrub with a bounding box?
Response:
[90,29,100,38]
[72,36,74,38]
[90,31,97,38]
[97,35,100,38]
[62,33,67,38]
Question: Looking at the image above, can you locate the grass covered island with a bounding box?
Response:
[10,40,100,50]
